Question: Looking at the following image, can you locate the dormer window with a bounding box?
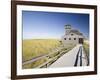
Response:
[69,38,71,40]
[64,38,66,40]
[71,34,73,36]
[74,38,76,40]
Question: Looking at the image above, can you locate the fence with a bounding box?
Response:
[22,45,75,68]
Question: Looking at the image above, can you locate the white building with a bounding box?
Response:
[61,24,84,46]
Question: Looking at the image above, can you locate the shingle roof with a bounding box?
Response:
[69,29,83,35]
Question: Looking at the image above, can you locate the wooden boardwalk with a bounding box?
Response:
[49,44,88,68]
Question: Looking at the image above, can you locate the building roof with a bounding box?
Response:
[68,29,83,36]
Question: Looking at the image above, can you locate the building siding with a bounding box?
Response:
[61,32,83,46]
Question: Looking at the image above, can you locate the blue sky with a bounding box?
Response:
[22,11,89,39]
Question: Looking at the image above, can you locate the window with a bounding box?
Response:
[69,38,71,40]
[71,34,73,36]
[74,38,76,40]
[64,38,66,40]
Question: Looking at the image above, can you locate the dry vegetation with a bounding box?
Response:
[22,39,61,68]
[22,39,61,62]
[83,40,89,55]
[22,39,75,69]
[83,40,89,66]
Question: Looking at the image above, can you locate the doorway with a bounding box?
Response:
[79,38,83,44]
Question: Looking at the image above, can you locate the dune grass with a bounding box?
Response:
[83,40,89,66]
[83,40,89,55]
[22,39,61,61]
[22,39,76,69]
[22,39,61,68]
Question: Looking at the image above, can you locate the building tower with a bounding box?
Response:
[65,24,71,35]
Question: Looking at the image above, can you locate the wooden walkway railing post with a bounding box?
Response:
[22,45,75,68]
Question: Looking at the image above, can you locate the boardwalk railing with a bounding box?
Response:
[22,45,75,68]
[74,45,89,66]
[74,46,82,66]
